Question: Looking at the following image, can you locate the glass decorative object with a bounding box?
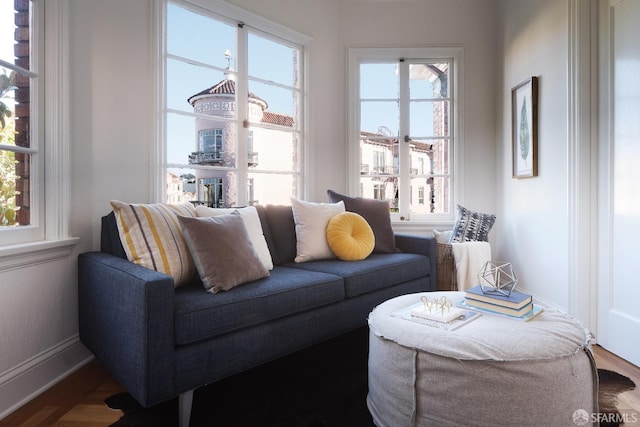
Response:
[477,261,518,296]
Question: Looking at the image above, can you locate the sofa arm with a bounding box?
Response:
[78,252,175,407]
[395,234,437,291]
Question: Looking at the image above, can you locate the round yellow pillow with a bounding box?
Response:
[326,212,375,261]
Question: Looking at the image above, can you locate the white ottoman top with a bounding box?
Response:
[368,292,592,362]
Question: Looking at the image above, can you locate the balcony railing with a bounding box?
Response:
[189,151,224,165]
[372,166,396,175]
[361,164,397,175]
[190,199,226,208]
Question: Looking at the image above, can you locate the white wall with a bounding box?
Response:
[0,0,501,418]
[495,0,571,310]
[0,0,155,418]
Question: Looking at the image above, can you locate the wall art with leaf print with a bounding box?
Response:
[512,76,538,178]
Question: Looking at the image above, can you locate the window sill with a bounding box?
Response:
[0,237,80,273]
[392,220,455,235]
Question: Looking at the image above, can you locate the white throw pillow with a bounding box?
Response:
[290,197,345,263]
[196,205,274,270]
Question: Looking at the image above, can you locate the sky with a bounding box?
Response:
[0,1,13,61]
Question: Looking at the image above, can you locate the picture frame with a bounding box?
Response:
[511,76,538,178]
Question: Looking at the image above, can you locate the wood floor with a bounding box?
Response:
[1,345,638,427]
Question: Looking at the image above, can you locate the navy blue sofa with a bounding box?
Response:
[78,204,436,426]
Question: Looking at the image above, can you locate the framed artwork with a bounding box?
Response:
[511,76,538,178]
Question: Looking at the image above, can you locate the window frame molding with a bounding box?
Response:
[153,0,312,204]
[346,46,464,227]
[0,0,78,267]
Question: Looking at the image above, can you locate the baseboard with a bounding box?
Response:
[0,335,93,420]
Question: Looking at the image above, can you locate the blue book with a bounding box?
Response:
[465,285,532,310]
[457,300,543,322]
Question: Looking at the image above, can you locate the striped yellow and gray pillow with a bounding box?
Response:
[110,200,197,287]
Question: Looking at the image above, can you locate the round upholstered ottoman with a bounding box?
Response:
[367,292,597,427]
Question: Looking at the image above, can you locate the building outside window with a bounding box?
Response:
[348,47,461,222]
[162,0,308,208]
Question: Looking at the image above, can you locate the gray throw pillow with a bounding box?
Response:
[450,205,496,242]
[327,190,399,253]
[178,211,270,293]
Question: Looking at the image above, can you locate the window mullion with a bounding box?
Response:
[235,23,249,206]
[398,59,411,219]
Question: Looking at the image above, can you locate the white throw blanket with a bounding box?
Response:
[451,242,491,291]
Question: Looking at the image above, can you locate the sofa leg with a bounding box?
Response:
[179,389,194,427]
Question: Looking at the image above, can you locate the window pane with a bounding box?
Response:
[248,172,295,205]
[359,175,398,211]
[408,138,450,175]
[167,2,235,69]
[428,138,450,175]
[360,63,397,99]
[166,167,238,208]
[0,149,19,225]
[248,33,298,88]
[410,100,449,137]
[166,168,196,205]
[248,125,296,172]
[1,0,33,228]
[359,133,399,176]
[409,176,429,214]
[409,63,449,99]
[167,58,230,112]
[166,112,196,166]
[360,101,399,136]
[192,169,237,207]
[248,81,295,118]
[410,176,449,214]
[0,0,15,66]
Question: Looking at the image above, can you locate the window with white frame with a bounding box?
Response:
[0,0,43,244]
[162,0,307,208]
[348,47,461,222]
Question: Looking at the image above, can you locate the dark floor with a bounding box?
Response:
[106,327,376,427]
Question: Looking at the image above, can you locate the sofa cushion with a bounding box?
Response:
[178,212,270,293]
[110,200,197,287]
[327,190,399,254]
[261,205,297,265]
[286,253,430,298]
[196,205,274,270]
[291,198,345,263]
[450,205,496,243]
[173,266,345,345]
[101,212,127,259]
[326,212,375,261]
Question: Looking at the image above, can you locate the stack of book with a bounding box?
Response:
[462,285,534,319]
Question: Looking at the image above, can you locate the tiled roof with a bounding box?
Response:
[262,111,294,127]
[188,78,295,128]
[187,79,268,108]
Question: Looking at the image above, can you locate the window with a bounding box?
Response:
[0,0,72,256]
[162,0,308,207]
[191,129,223,164]
[348,47,462,222]
[0,0,43,244]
